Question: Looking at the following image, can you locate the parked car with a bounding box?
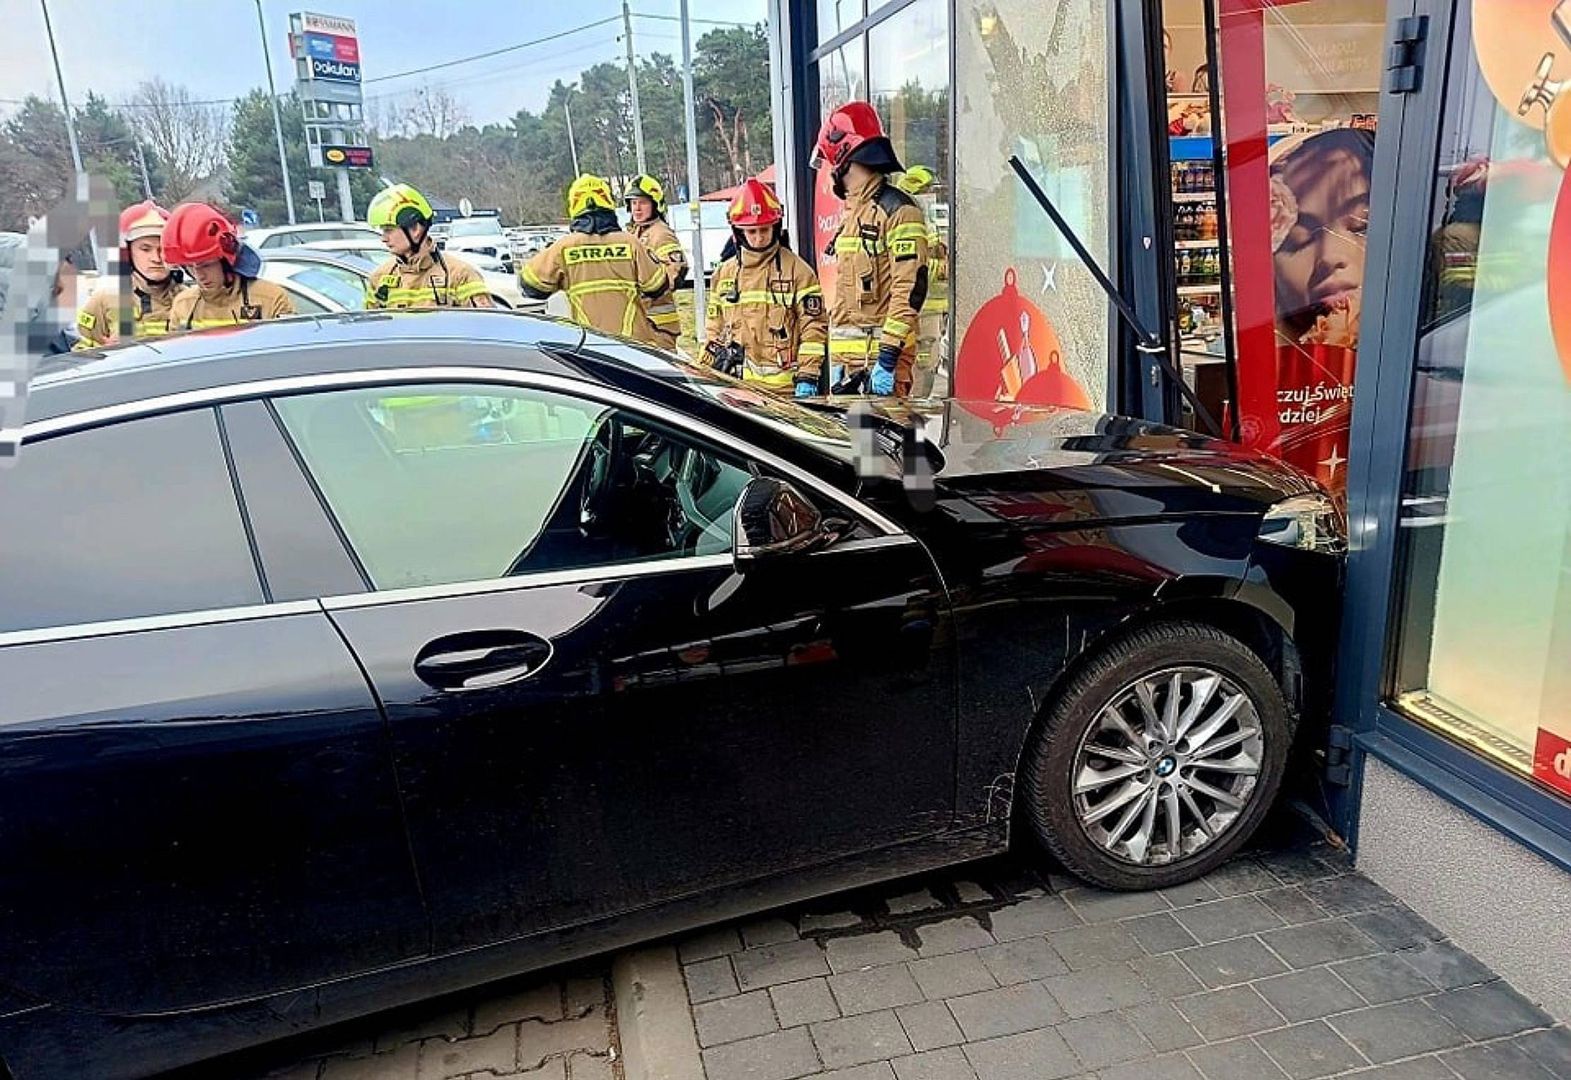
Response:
[0,311,1341,1078]
[258,247,540,314]
[298,239,535,311]
[440,215,514,272]
[242,222,382,249]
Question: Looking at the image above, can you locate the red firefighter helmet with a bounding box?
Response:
[162,203,241,266]
[119,201,170,246]
[727,177,783,227]
[811,101,887,172]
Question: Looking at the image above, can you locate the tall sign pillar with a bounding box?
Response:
[288,11,372,222]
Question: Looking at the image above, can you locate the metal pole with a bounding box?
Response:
[623,0,647,175]
[134,139,153,199]
[316,197,325,222]
[256,0,297,224]
[40,0,83,177]
[679,0,706,341]
[336,169,354,222]
[564,96,581,175]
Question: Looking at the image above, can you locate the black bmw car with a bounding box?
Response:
[0,311,1341,1079]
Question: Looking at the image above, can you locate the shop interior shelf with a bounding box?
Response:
[1172,192,1215,202]
[1177,284,1223,296]
[1174,239,1218,249]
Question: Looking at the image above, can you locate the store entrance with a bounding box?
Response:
[1155,0,1391,503]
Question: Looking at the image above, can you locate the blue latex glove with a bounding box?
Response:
[869,344,900,396]
[794,379,818,399]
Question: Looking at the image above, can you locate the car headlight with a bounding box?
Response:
[1258,492,1346,554]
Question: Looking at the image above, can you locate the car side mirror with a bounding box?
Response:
[732,477,833,567]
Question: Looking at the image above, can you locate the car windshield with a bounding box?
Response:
[449,219,503,238]
[284,265,366,311]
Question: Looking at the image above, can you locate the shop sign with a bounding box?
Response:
[320,145,373,169]
[310,57,361,83]
[1533,728,1571,798]
[303,31,359,64]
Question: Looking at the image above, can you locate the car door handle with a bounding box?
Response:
[413,630,554,691]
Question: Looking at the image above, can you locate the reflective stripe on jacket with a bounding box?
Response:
[523,230,670,345]
[73,276,182,350]
[366,246,491,309]
[167,276,295,330]
[704,244,826,391]
[827,173,930,382]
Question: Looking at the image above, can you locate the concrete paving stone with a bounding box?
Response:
[962,1027,1081,1080]
[1124,1001,1204,1052]
[1328,1001,1469,1064]
[1174,897,1287,945]
[886,888,945,915]
[1041,964,1154,1019]
[1512,1026,1571,1076]
[1048,924,1145,971]
[1347,907,1446,952]
[1260,920,1379,969]
[830,964,926,1016]
[1254,1021,1367,1079]
[819,1064,898,1080]
[802,910,865,933]
[954,881,993,905]
[1255,888,1332,927]
[1098,1051,1204,1080]
[988,895,1082,942]
[701,1027,822,1080]
[1330,954,1434,1005]
[771,976,841,1027]
[486,1059,566,1080]
[1204,860,1285,897]
[472,984,563,1035]
[687,956,742,1002]
[742,918,802,948]
[891,1046,979,1080]
[563,1051,612,1080]
[1256,851,1341,885]
[1300,876,1397,917]
[735,941,831,990]
[1160,878,1223,909]
[1426,981,1555,1040]
[562,976,604,1018]
[1179,937,1290,990]
[374,1006,473,1053]
[915,917,996,958]
[1252,968,1365,1023]
[975,937,1069,985]
[419,1025,516,1079]
[1440,1041,1557,1080]
[1058,1011,1149,1069]
[681,925,745,963]
[909,952,997,1001]
[323,1048,419,1080]
[826,932,921,973]
[1342,1056,1460,1080]
[1133,954,1205,999]
[1397,941,1498,992]
[695,990,781,1048]
[516,1008,608,1066]
[1174,985,1286,1041]
[1184,1037,1290,1080]
[1124,912,1201,955]
[947,982,1068,1041]
[896,1001,965,1053]
[811,1009,914,1069]
[1061,887,1170,923]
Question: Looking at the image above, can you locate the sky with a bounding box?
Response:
[0,0,768,128]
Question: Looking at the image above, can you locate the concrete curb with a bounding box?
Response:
[612,944,705,1080]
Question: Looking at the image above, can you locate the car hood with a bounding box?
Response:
[825,398,1321,520]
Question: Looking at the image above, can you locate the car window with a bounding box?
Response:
[0,409,265,632]
[449,219,502,238]
[274,383,753,591]
[282,285,329,314]
[287,265,366,310]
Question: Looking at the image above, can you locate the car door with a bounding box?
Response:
[272,374,957,954]
[0,406,427,1015]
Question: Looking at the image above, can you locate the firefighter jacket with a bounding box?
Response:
[522,210,670,346]
[168,275,295,330]
[73,273,182,349]
[366,244,492,309]
[630,216,687,348]
[705,241,826,393]
[827,172,930,389]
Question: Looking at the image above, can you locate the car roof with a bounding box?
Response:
[24,311,593,425]
[259,248,370,271]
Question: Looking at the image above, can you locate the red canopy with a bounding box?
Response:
[701,163,777,202]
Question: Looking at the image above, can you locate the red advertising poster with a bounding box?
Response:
[811,164,843,300]
[1534,728,1571,798]
[1550,169,1571,383]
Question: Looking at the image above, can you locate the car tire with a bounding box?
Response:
[1020,621,1293,891]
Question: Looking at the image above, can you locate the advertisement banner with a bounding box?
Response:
[310,56,361,83]
[300,11,356,36]
[1534,728,1571,799]
[320,145,373,169]
[304,31,359,64]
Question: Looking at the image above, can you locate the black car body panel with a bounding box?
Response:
[0,313,1342,1078]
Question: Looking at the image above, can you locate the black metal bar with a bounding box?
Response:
[1201,0,1242,441]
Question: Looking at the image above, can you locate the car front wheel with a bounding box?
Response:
[1021,621,1293,890]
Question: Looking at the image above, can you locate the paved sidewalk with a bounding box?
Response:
[671,843,1571,1080]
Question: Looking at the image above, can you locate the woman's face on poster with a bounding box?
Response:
[1273,144,1373,329]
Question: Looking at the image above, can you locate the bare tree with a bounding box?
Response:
[127,78,228,203]
[401,86,469,140]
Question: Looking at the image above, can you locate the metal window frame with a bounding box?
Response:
[1331,0,1571,868]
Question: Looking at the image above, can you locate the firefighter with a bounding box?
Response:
[813,101,930,397]
[366,184,492,309]
[74,200,184,349]
[624,174,687,348]
[522,174,671,346]
[704,176,826,397]
[163,203,294,330]
[894,165,949,396]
